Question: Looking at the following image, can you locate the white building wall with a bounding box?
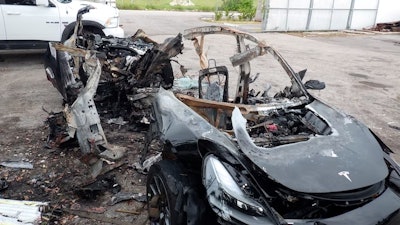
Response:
[376,0,400,23]
[262,0,399,31]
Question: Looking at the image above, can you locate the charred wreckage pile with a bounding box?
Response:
[42,8,400,225]
[44,21,183,159]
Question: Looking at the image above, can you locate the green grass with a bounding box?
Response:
[117,0,222,11]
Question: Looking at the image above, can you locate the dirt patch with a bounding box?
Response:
[0,123,151,224]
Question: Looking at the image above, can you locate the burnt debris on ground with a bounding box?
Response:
[373,20,400,32]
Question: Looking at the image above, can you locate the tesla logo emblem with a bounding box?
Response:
[338,171,352,182]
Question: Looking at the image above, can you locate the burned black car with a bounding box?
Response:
[144,26,400,225]
[43,12,400,224]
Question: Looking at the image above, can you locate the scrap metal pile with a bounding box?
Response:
[374,20,400,32]
[47,29,183,123]
[81,29,182,124]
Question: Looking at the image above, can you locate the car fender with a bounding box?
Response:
[197,139,240,165]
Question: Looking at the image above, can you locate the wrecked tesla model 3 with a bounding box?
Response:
[145,26,400,225]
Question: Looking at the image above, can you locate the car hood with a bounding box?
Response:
[66,1,119,18]
[232,100,389,193]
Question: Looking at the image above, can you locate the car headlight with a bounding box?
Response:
[384,154,400,192]
[203,154,268,222]
[105,17,119,28]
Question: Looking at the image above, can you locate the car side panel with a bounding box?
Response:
[2,3,61,41]
[0,6,6,40]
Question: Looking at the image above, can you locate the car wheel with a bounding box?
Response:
[147,160,188,225]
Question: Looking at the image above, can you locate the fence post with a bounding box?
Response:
[373,0,380,27]
[261,0,270,31]
[346,0,355,29]
[306,0,314,30]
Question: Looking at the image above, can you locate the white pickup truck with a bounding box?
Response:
[0,0,124,49]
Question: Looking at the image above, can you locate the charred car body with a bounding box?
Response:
[44,6,182,156]
[144,26,400,225]
[43,10,400,224]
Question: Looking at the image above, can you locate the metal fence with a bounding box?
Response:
[261,0,380,31]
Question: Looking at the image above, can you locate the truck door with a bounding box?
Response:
[1,0,61,41]
[0,5,6,40]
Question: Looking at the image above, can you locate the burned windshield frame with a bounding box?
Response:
[183,26,311,104]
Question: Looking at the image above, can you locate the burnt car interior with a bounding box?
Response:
[175,26,330,147]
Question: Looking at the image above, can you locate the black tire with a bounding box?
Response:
[147,160,188,225]
[147,160,218,225]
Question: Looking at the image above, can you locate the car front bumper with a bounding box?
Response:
[286,187,400,225]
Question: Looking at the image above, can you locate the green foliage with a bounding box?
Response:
[216,0,256,20]
[116,0,256,16]
[116,0,217,11]
[214,11,223,21]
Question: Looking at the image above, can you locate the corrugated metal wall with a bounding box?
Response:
[262,0,380,31]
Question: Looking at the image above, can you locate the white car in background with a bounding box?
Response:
[0,0,124,50]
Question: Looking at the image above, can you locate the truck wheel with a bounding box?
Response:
[147,160,189,225]
[62,26,105,43]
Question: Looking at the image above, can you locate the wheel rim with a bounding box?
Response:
[148,174,172,225]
